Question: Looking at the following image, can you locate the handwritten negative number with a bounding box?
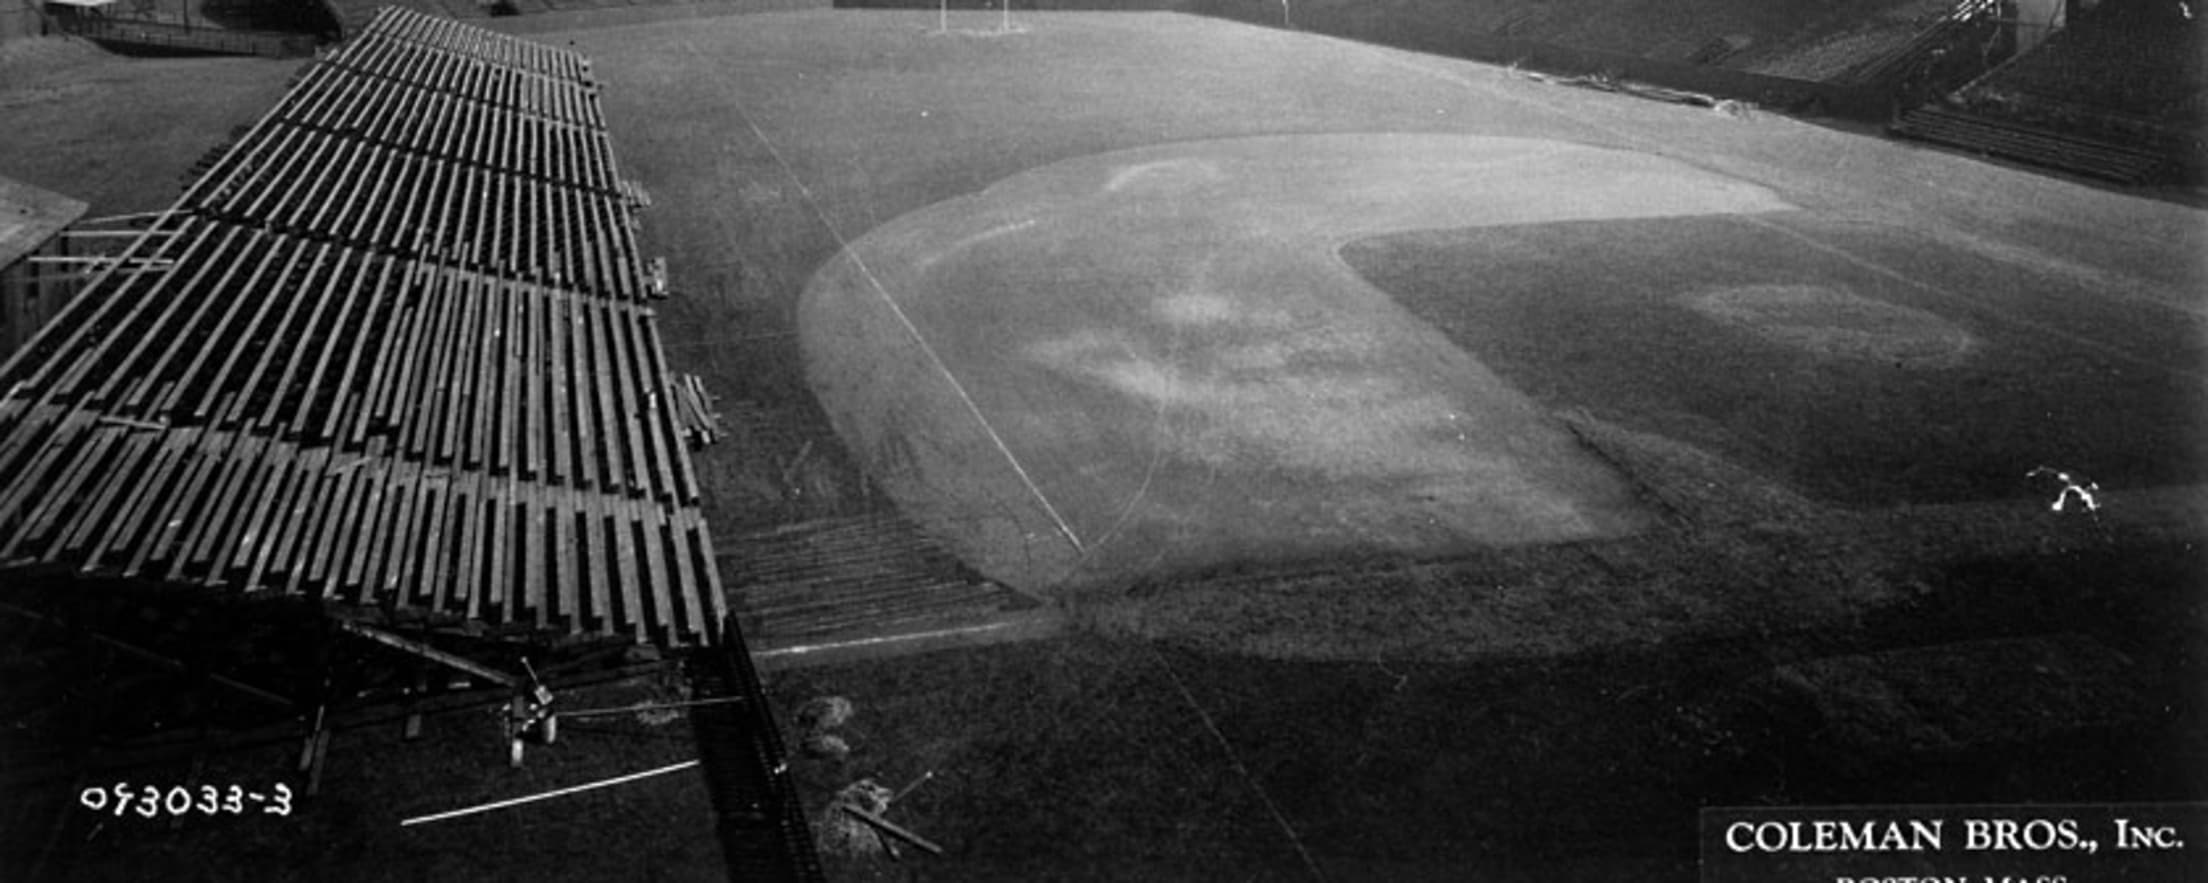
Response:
[80,783,295,817]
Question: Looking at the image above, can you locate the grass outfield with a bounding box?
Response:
[1344,211,2208,505]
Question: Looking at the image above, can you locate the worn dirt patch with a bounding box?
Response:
[1688,282,1979,368]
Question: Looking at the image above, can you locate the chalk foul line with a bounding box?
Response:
[681,41,1085,556]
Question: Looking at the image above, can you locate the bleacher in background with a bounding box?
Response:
[1965,0,2204,130]
[1894,0,2204,183]
[314,0,827,40]
[0,6,728,645]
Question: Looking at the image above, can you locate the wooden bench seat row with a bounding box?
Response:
[174,22,641,300]
[0,403,721,642]
[358,6,595,86]
[184,130,643,298]
[11,219,691,500]
[278,62,623,196]
[320,37,609,131]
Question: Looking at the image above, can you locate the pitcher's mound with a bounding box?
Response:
[800,134,1793,594]
[1689,283,1979,369]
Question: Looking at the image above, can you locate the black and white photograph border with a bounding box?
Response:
[0,0,2202,880]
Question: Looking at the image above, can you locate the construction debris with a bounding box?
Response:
[817,779,896,857]
[795,696,854,731]
[1517,68,1755,117]
[671,373,726,449]
[795,695,856,759]
[801,732,851,760]
[841,803,945,857]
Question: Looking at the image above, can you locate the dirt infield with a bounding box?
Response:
[800,133,1799,593]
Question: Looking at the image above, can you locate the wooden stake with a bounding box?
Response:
[840,805,944,856]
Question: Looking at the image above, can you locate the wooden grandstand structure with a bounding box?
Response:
[0,5,727,646]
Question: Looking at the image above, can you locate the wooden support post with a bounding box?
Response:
[331,618,520,689]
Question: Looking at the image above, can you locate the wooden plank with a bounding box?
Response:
[666,505,703,640]
[89,430,194,571]
[463,277,500,471]
[355,149,418,252]
[581,488,608,633]
[409,139,460,264]
[553,489,577,633]
[550,291,576,486]
[170,432,265,582]
[446,270,486,467]
[691,511,730,642]
[250,444,326,589]
[483,477,511,619]
[250,128,345,231]
[520,479,544,628]
[420,473,454,612]
[365,265,431,438]
[112,225,255,413]
[34,223,193,398]
[491,282,518,476]
[575,298,617,492]
[52,430,157,561]
[126,428,233,578]
[286,450,354,595]
[601,303,648,497]
[94,224,242,410]
[640,323,699,505]
[490,156,515,275]
[0,409,87,508]
[222,438,299,585]
[404,266,463,459]
[265,245,364,434]
[621,310,678,501]
[187,235,315,425]
[330,455,389,599]
[381,459,426,604]
[522,286,545,481]
[219,121,310,220]
[520,123,542,274]
[339,138,406,247]
[232,241,339,429]
[0,404,62,489]
[316,258,400,444]
[609,491,643,642]
[2,418,117,561]
[453,475,484,621]
[153,229,288,417]
[638,497,672,644]
[449,150,483,270]
[302,135,372,238]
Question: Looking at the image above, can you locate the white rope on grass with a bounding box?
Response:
[398,760,699,827]
[1149,646,1329,882]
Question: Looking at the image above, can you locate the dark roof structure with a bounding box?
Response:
[0,6,727,645]
[0,175,87,270]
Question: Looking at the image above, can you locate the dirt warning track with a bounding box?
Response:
[800,134,1793,594]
